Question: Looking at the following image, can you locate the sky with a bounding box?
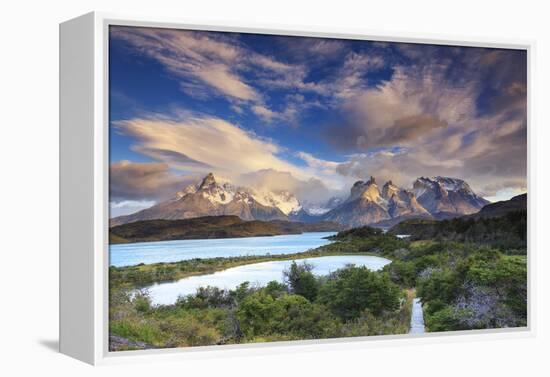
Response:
[109,25,527,217]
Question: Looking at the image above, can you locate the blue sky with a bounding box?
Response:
[109,26,527,216]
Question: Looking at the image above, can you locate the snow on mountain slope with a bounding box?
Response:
[251,190,301,215]
[412,176,489,215]
[110,172,489,228]
[111,173,298,225]
[323,175,489,227]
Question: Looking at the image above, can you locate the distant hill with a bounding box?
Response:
[109,215,343,244]
[388,194,527,249]
[467,193,526,219]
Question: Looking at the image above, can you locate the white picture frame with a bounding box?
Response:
[59,11,535,365]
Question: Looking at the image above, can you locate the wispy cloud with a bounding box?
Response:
[110,26,390,127]
[110,28,527,203]
[114,112,308,180]
[111,26,318,122]
[111,27,260,102]
[318,48,527,197]
[110,199,157,218]
[109,160,196,201]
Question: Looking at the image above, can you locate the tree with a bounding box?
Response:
[318,266,401,320]
[283,261,319,301]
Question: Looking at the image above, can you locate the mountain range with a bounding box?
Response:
[110,173,490,228]
[110,173,300,227]
[322,176,490,227]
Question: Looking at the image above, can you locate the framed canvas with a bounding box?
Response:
[60,12,533,365]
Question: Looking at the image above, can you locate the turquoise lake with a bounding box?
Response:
[109,232,337,267]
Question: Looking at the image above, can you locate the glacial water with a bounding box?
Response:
[109,232,337,267]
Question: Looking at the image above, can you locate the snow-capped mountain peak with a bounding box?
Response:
[322,175,489,228]
[110,173,294,226]
[173,174,302,215]
[251,190,301,215]
[433,176,473,193]
[412,176,489,215]
[181,173,235,205]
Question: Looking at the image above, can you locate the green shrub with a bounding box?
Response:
[318,267,401,320]
[283,261,319,301]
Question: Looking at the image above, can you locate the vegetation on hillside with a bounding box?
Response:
[109,210,527,350]
[383,242,526,330]
[110,263,410,350]
[388,210,527,250]
[109,215,343,244]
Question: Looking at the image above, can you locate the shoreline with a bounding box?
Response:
[109,216,343,244]
[110,230,337,246]
[109,245,384,289]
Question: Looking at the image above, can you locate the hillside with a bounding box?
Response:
[388,210,526,249]
[109,215,343,244]
[467,193,526,219]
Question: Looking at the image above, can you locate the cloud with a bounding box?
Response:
[297,152,339,170]
[114,113,308,180]
[110,26,318,122]
[326,62,478,150]
[110,200,157,218]
[273,36,347,64]
[195,64,260,101]
[316,47,527,199]
[251,105,278,123]
[111,26,260,102]
[109,160,197,201]
[109,30,526,203]
[239,169,334,204]
[113,111,351,204]
[110,27,393,128]
[477,179,527,199]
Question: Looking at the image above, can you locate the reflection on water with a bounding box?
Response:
[146,255,392,305]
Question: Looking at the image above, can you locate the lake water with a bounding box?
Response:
[146,255,392,305]
[110,232,337,267]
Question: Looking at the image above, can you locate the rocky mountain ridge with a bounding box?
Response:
[110,173,300,226]
[111,173,490,228]
[322,176,489,227]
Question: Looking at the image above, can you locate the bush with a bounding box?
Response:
[385,260,416,287]
[236,292,339,339]
[425,306,468,332]
[283,261,319,301]
[110,318,165,346]
[177,286,233,309]
[134,290,152,313]
[159,316,220,347]
[318,266,401,320]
